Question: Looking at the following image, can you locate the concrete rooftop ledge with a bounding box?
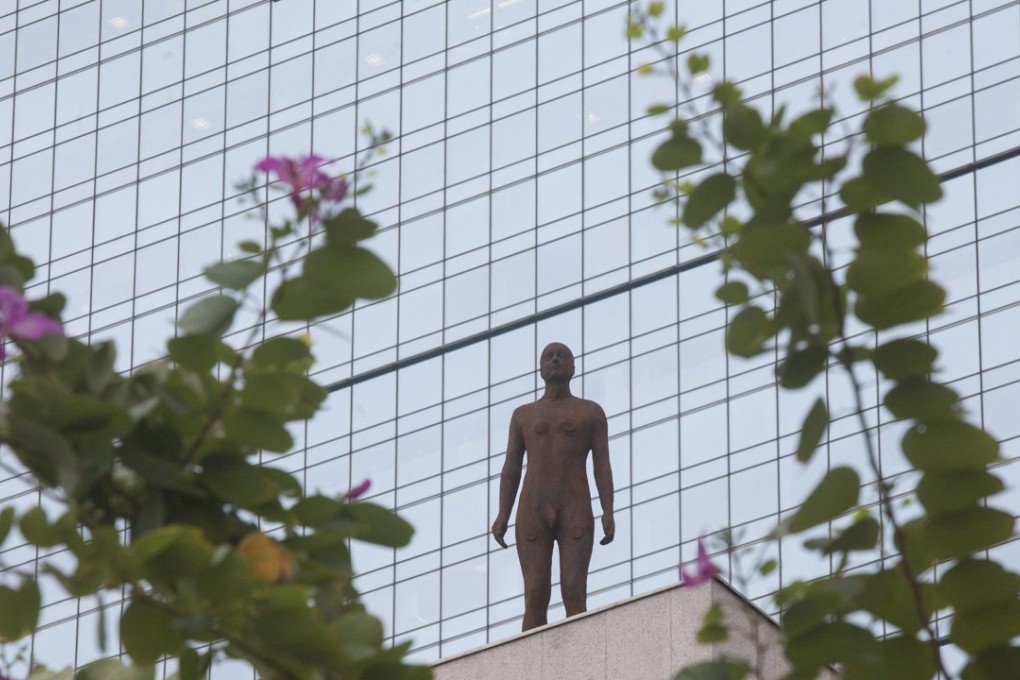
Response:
[431,578,836,680]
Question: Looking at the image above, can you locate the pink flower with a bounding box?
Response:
[680,536,721,586]
[0,287,63,360]
[255,155,348,209]
[346,479,371,501]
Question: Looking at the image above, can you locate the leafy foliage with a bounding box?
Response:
[0,141,425,680]
[633,4,1019,678]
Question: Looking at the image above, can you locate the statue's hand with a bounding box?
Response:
[599,512,615,546]
[491,516,509,549]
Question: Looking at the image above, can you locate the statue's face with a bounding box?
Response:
[539,343,575,382]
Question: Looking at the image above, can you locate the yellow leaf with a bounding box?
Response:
[237,532,294,583]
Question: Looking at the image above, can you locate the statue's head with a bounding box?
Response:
[539,342,575,383]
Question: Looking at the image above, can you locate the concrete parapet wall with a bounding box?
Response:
[431,579,835,680]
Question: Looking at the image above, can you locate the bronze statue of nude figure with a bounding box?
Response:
[491,342,615,631]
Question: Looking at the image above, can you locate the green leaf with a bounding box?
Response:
[335,611,385,661]
[714,281,749,305]
[77,659,155,680]
[786,466,859,533]
[28,292,67,319]
[238,240,262,254]
[804,516,879,555]
[0,226,15,260]
[720,215,741,235]
[844,635,937,680]
[873,338,937,380]
[85,341,117,393]
[782,584,847,637]
[730,223,811,278]
[789,108,833,138]
[0,577,40,641]
[323,208,378,246]
[292,495,344,526]
[786,621,878,669]
[673,660,749,680]
[805,155,848,181]
[723,105,766,151]
[725,306,771,358]
[856,568,929,634]
[272,275,355,321]
[952,600,1020,653]
[916,470,1004,514]
[252,606,344,669]
[795,398,828,463]
[712,82,742,108]
[651,136,703,171]
[845,249,927,297]
[853,74,899,100]
[961,645,1020,680]
[28,669,73,680]
[839,176,890,211]
[884,378,959,422]
[304,245,397,301]
[132,525,195,563]
[121,598,185,665]
[696,603,728,644]
[242,371,326,420]
[863,147,943,208]
[21,506,60,547]
[204,260,264,291]
[646,104,671,116]
[854,212,927,250]
[118,446,193,495]
[940,560,1020,612]
[686,53,709,73]
[855,280,945,330]
[902,420,999,472]
[0,507,14,546]
[922,506,1014,560]
[347,502,414,547]
[168,335,235,372]
[778,346,827,389]
[222,407,294,453]
[177,295,239,337]
[682,173,736,229]
[864,104,926,146]
[253,336,313,368]
[199,456,298,508]
[176,647,214,680]
[8,413,77,489]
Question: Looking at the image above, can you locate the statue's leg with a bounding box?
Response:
[515,515,553,631]
[558,516,594,617]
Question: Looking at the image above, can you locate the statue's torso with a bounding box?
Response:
[514,396,598,540]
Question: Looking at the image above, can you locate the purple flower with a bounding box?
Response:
[346,479,371,501]
[0,287,63,360]
[255,154,348,210]
[680,536,721,587]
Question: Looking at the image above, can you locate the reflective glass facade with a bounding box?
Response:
[2,0,1020,675]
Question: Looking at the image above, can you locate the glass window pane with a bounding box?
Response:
[185,19,226,79]
[17,16,57,71]
[143,35,183,93]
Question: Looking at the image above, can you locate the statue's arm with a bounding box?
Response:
[591,403,615,545]
[492,409,525,549]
